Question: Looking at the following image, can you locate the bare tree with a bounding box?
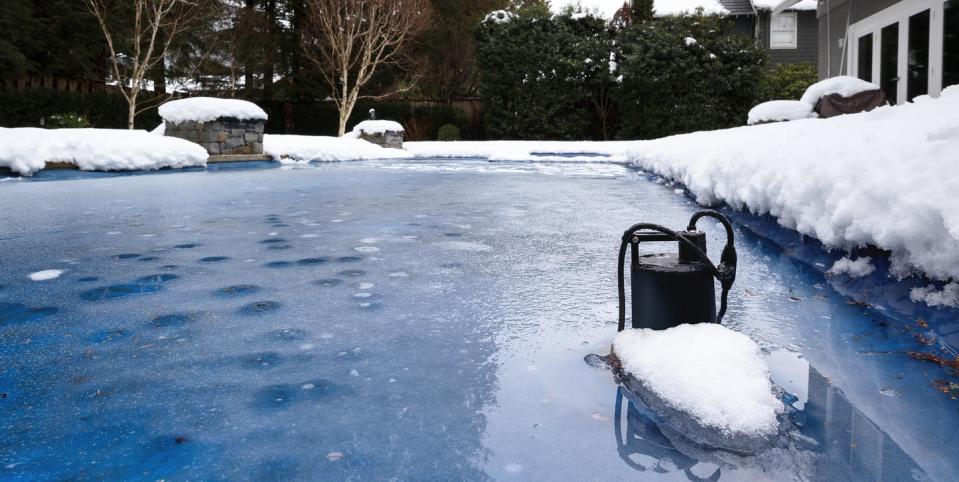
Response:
[84,0,202,129]
[303,0,432,136]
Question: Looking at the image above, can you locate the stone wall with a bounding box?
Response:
[164,117,265,156]
[358,131,404,149]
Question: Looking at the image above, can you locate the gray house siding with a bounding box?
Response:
[818,0,902,78]
[758,10,819,65]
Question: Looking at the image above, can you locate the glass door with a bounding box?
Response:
[907,9,931,100]
[880,23,900,104]
[857,34,874,82]
[945,0,959,89]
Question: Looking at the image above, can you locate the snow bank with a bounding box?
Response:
[158,97,268,124]
[827,256,876,278]
[404,140,632,162]
[0,128,208,176]
[626,86,959,281]
[747,100,817,125]
[800,76,880,105]
[613,324,782,438]
[351,120,404,135]
[653,0,728,16]
[263,134,411,162]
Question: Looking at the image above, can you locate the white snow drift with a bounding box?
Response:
[0,128,208,176]
[263,134,411,162]
[799,76,880,105]
[626,86,959,282]
[158,97,268,124]
[747,100,817,125]
[613,323,783,437]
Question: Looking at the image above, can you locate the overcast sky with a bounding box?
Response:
[552,0,630,17]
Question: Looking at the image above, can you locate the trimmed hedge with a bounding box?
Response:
[757,63,819,103]
[262,101,478,139]
[0,90,160,129]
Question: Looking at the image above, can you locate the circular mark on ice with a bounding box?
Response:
[0,303,59,325]
[315,278,343,287]
[438,241,492,252]
[114,253,141,260]
[353,292,372,299]
[269,328,310,341]
[338,270,367,278]
[357,282,375,290]
[160,264,180,270]
[297,257,329,266]
[216,284,262,297]
[77,276,100,283]
[241,352,282,370]
[353,246,380,253]
[504,463,523,474]
[80,283,159,301]
[264,261,293,269]
[200,256,230,263]
[444,232,463,237]
[360,238,378,244]
[137,256,160,262]
[149,313,197,328]
[174,243,201,249]
[240,300,282,315]
[28,270,64,281]
[326,452,344,462]
[388,272,409,278]
[267,244,292,251]
[260,238,288,244]
[336,256,362,263]
[136,274,180,284]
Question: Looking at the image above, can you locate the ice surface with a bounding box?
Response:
[613,324,783,439]
[800,76,880,105]
[748,100,817,125]
[158,97,268,124]
[0,127,208,175]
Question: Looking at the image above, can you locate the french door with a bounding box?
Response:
[848,0,951,104]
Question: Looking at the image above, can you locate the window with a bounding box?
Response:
[770,12,798,49]
[857,34,874,81]
[907,9,930,100]
[881,23,900,104]
[945,1,959,89]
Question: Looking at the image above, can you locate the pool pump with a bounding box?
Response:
[617,210,737,332]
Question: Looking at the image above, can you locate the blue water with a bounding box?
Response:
[1,160,956,481]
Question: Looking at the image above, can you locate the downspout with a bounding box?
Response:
[838,0,853,75]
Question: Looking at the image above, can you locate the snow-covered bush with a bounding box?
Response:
[800,76,880,105]
[756,63,818,103]
[437,124,461,141]
[747,100,816,125]
[616,12,765,139]
[45,112,91,129]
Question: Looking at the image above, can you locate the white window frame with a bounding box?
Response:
[848,0,947,104]
[770,11,798,50]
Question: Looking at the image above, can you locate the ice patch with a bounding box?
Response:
[612,324,783,439]
[437,241,493,252]
[354,246,380,253]
[28,270,64,281]
[388,272,409,278]
[358,282,375,289]
[827,256,876,278]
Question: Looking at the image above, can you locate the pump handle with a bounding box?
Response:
[617,210,737,332]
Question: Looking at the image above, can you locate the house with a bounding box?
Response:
[647,0,820,65]
[818,0,958,104]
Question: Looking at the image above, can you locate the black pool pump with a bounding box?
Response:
[617,210,737,332]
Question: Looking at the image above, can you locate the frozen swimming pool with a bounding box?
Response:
[1,159,957,480]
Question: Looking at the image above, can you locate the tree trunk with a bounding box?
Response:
[263,0,276,101]
[127,96,137,130]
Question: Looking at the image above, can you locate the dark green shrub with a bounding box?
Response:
[757,63,818,103]
[437,123,461,141]
[0,90,160,129]
[615,12,766,139]
[45,112,90,128]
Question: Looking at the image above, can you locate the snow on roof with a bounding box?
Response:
[800,76,881,104]
[752,0,817,11]
[350,120,405,135]
[654,0,729,16]
[747,100,818,125]
[158,97,268,124]
[613,323,783,438]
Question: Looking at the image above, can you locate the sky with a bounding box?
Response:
[552,0,630,18]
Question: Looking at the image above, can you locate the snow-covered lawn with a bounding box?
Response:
[0,128,208,176]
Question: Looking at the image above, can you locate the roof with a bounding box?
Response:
[718,0,756,16]
[752,0,818,11]
[653,0,729,16]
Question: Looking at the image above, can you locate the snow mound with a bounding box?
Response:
[626,85,959,281]
[911,282,959,308]
[263,134,412,162]
[827,256,876,278]
[158,97,268,124]
[747,100,817,125]
[613,324,783,438]
[653,0,729,16]
[800,76,880,105]
[28,269,64,281]
[0,128,208,176]
[351,120,404,135]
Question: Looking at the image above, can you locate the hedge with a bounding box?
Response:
[0,90,160,129]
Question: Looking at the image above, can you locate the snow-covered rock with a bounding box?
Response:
[612,324,783,445]
[747,100,817,125]
[263,134,411,162]
[158,97,268,124]
[800,76,881,105]
[350,120,404,136]
[626,86,959,281]
[0,128,208,176]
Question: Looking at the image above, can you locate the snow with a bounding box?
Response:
[158,97,268,124]
[263,134,411,162]
[827,256,876,278]
[484,10,514,23]
[0,128,208,176]
[753,0,818,11]
[800,76,881,105]
[747,100,817,125]
[28,270,64,281]
[350,120,404,135]
[612,324,782,437]
[404,141,632,163]
[684,37,697,46]
[653,0,729,16]
[151,123,165,135]
[910,282,959,308]
[625,86,959,282]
